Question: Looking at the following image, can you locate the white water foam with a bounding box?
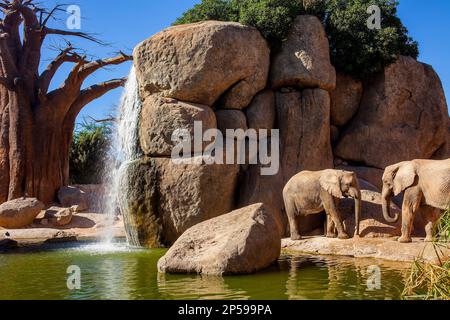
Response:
[100,66,142,245]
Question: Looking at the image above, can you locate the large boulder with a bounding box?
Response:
[134,21,270,108]
[139,96,216,156]
[335,56,449,169]
[238,163,287,235]
[57,186,89,211]
[270,15,336,91]
[276,88,333,183]
[44,206,75,227]
[120,157,239,246]
[157,203,281,275]
[0,198,44,229]
[246,90,276,132]
[330,73,363,127]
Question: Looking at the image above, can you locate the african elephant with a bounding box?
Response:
[283,170,361,241]
[381,159,450,243]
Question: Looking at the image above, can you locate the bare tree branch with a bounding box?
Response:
[39,45,85,94]
[41,4,65,27]
[43,27,105,45]
[78,52,132,80]
[65,78,126,123]
[72,78,126,112]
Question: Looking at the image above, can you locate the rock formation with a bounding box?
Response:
[335,56,449,169]
[124,15,449,250]
[270,15,336,91]
[134,21,270,108]
[157,203,281,275]
[0,198,44,229]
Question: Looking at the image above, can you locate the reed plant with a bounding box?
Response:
[402,208,450,300]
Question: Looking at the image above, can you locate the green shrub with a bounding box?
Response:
[174,0,418,79]
[324,0,418,78]
[174,0,239,24]
[69,122,112,185]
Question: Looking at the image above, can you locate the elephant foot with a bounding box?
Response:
[424,237,434,243]
[338,233,350,240]
[290,234,302,241]
[326,233,337,238]
[398,236,412,243]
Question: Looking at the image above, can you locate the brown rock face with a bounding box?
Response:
[134,21,270,108]
[238,164,287,235]
[336,165,384,190]
[330,73,363,127]
[335,56,449,169]
[215,109,248,133]
[276,88,334,183]
[0,198,44,229]
[246,90,276,132]
[139,96,216,156]
[119,158,162,248]
[119,157,239,246]
[270,15,336,91]
[57,186,88,212]
[157,203,281,275]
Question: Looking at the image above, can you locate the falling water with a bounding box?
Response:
[100,66,142,245]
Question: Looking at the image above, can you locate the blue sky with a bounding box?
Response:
[40,0,450,123]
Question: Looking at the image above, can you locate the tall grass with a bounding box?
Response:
[402,208,450,300]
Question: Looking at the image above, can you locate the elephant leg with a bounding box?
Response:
[398,186,422,243]
[326,214,337,238]
[285,198,301,241]
[321,191,349,240]
[421,206,440,242]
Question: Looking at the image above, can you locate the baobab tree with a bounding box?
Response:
[0,0,132,204]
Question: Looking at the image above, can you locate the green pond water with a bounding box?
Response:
[0,242,411,300]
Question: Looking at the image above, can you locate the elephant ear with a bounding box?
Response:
[320,172,343,198]
[393,163,417,196]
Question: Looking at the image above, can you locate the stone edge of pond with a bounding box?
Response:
[281,237,449,264]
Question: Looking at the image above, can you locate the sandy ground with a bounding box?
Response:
[0,212,126,247]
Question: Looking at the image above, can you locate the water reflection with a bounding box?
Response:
[285,255,409,300]
[0,245,411,300]
[157,273,250,300]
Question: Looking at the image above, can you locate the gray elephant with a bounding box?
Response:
[381,158,450,243]
[283,170,361,241]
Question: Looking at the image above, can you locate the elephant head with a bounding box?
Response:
[320,170,361,236]
[381,162,417,223]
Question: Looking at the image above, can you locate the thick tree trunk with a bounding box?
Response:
[0,85,10,203]
[0,1,131,205]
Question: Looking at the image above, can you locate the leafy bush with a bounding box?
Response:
[174,0,418,79]
[69,122,112,185]
[324,0,418,78]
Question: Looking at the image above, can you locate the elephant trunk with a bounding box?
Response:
[382,186,400,223]
[354,190,361,237]
[349,187,361,237]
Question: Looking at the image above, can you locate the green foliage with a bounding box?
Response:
[174,0,419,79]
[402,208,450,300]
[69,121,112,185]
[324,0,418,78]
[174,0,239,24]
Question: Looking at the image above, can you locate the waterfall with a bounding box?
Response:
[100,66,142,245]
